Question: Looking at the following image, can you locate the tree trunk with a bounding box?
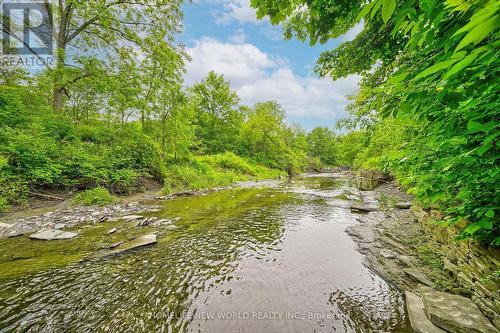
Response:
[52,48,65,112]
[161,117,166,156]
[52,4,68,112]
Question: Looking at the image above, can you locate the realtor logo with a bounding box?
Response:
[2,0,53,55]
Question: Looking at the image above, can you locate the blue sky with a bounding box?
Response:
[180,0,363,130]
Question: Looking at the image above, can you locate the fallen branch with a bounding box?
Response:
[29,192,65,201]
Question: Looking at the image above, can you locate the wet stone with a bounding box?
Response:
[105,234,157,256]
[121,215,143,222]
[419,286,499,333]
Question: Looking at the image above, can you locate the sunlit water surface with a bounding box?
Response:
[0,174,410,332]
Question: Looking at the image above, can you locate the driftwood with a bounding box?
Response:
[350,204,378,213]
[29,192,65,201]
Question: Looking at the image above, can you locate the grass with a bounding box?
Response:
[163,152,285,194]
[72,187,116,206]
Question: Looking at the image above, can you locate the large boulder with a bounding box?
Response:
[405,291,446,333]
[419,286,499,333]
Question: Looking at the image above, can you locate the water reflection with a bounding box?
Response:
[0,175,410,332]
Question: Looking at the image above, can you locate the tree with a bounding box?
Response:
[307,127,337,165]
[251,0,500,244]
[190,72,242,154]
[5,0,186,112]
[240,101,290,169]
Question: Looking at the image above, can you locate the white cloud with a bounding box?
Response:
[213,0,262,25]
[184,38,360,122]
[228,28,247,44]
[342,21,364,42]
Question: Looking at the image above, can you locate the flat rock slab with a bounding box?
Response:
[349,204,378,213]
[404,268,433,287]
[419,286,499,333]
[406,291,447,333]
[345,225,375,243]
[121,215,143,222]
[380,249,397,259]
[105,234,157,256]
[30,229,78,240]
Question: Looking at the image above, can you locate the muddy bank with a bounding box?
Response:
[347,182,500,329]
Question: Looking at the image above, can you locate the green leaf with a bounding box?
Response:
[382,0,397,23]
[464,220,493,234]
[414,58,462,80]
[447,136,467,145]
[444,52,479,79]
[371,0,383,18]
[456,16,498,51]
[467,120,497,134]
[485,210,495,218]
[356,1,375,21]
[476,143,492,156]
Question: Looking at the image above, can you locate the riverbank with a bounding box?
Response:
[0,177,285,239]
[347,181,500,331]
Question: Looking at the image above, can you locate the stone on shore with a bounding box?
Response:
[349,204,378,213]
[107,228,117,235]
[121,215,143,222]
[396,202,412,209]
[405,291,446,333]
[0,222,13,229]
[30,229,78,240]
[380,249,397,259]
[345,225,375,243]
[404,268,433,287]
[7,230,23,238]
[419,286,499,333]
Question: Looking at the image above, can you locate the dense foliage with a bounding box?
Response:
[252,0,500,245]
[0,75,312,212]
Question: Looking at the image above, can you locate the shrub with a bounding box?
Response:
[163,153,285,193]
[0,196,9,213]
[72,187,115,206]
[308,157,323,172]
[201,152,257,175]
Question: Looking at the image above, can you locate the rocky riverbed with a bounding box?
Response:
[0,201,162,238]
[1,174,498,332]
[0,181,274,239]
[347,182,500,332]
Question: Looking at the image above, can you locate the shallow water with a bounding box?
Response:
[0,174,411,332]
